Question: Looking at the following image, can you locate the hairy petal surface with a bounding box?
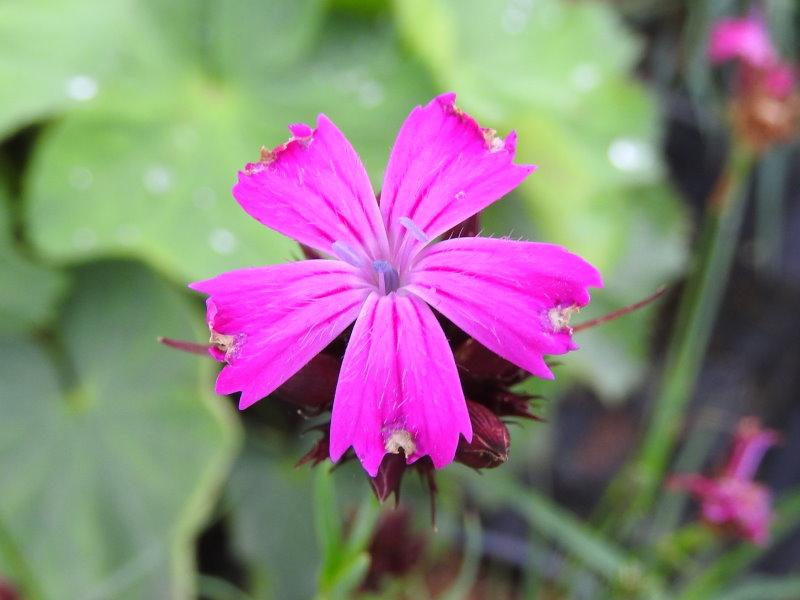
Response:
[190,260,370,409]
[233,116,388,261]
[379,93,534,266]
[329,292,472,476]
[407,237,603,379]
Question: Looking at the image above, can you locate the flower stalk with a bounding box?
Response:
[598,143,754,533]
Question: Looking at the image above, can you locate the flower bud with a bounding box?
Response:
[456,400,510,469]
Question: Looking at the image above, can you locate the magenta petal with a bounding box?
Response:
[407,237,603,379]
[764,62,797,98]
[190,260,369,409]
[379,93,534,265]
[329,292,472,476]
[709,16,777,68]
[233,115,388,260]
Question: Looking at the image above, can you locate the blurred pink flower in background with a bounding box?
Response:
[669,417,780,545]
[709,14,778,68]
[709,12,797,98]
[708,11,799,148]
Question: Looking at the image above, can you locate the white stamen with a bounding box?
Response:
[332,241,363,267]
[399,216,429,242]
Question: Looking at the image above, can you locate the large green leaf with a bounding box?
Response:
[0,181,67,333]
[395,0,688,400]
[0,0,184,138]
[394,0,640,123]
[226,440,320,600]
[205,0,328,79]
[0,262,239,599]
[25,15,432,281]
[25,81,298,282]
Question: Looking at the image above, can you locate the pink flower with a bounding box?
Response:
[709,15,778,68]
[709,13,797,99]
[763,62,797,99]
[670,418,779,545]
[190,93,602,476]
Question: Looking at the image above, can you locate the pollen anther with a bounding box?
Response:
[210,330,242,361]
[548,304,579,332]
[385,429,416,456]
[373,260,400,295]
[332,241,363,268]
[399,216,429,242]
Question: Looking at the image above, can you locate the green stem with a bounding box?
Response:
[464,472,667,599]
[597,144,755,532]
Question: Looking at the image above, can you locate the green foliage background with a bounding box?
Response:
[0,0,700,597]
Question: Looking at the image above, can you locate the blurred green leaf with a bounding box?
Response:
[205,0,328,78]
[25,83,298,282]
[324,553,370,600]
[394,0,640,123]
[0,0,182,138]
[0,261,239,599]
[395,0,689,400]
[712,576,800,600]
[464,469,667,598]
[0,181,67,333]
[226,439,320,600]
[315,466,345,589]
[314,467,379,600]
[328,0,389,18]
[439,514,481,600]
[197,574,254,600]
[554,185,689,399]
[25,14,432,281]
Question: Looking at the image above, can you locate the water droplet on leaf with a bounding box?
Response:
[209,228,237,255]
[66,75,98,101]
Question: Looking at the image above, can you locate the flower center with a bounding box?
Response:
[372,260,401,295]
[331,240,404,295]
